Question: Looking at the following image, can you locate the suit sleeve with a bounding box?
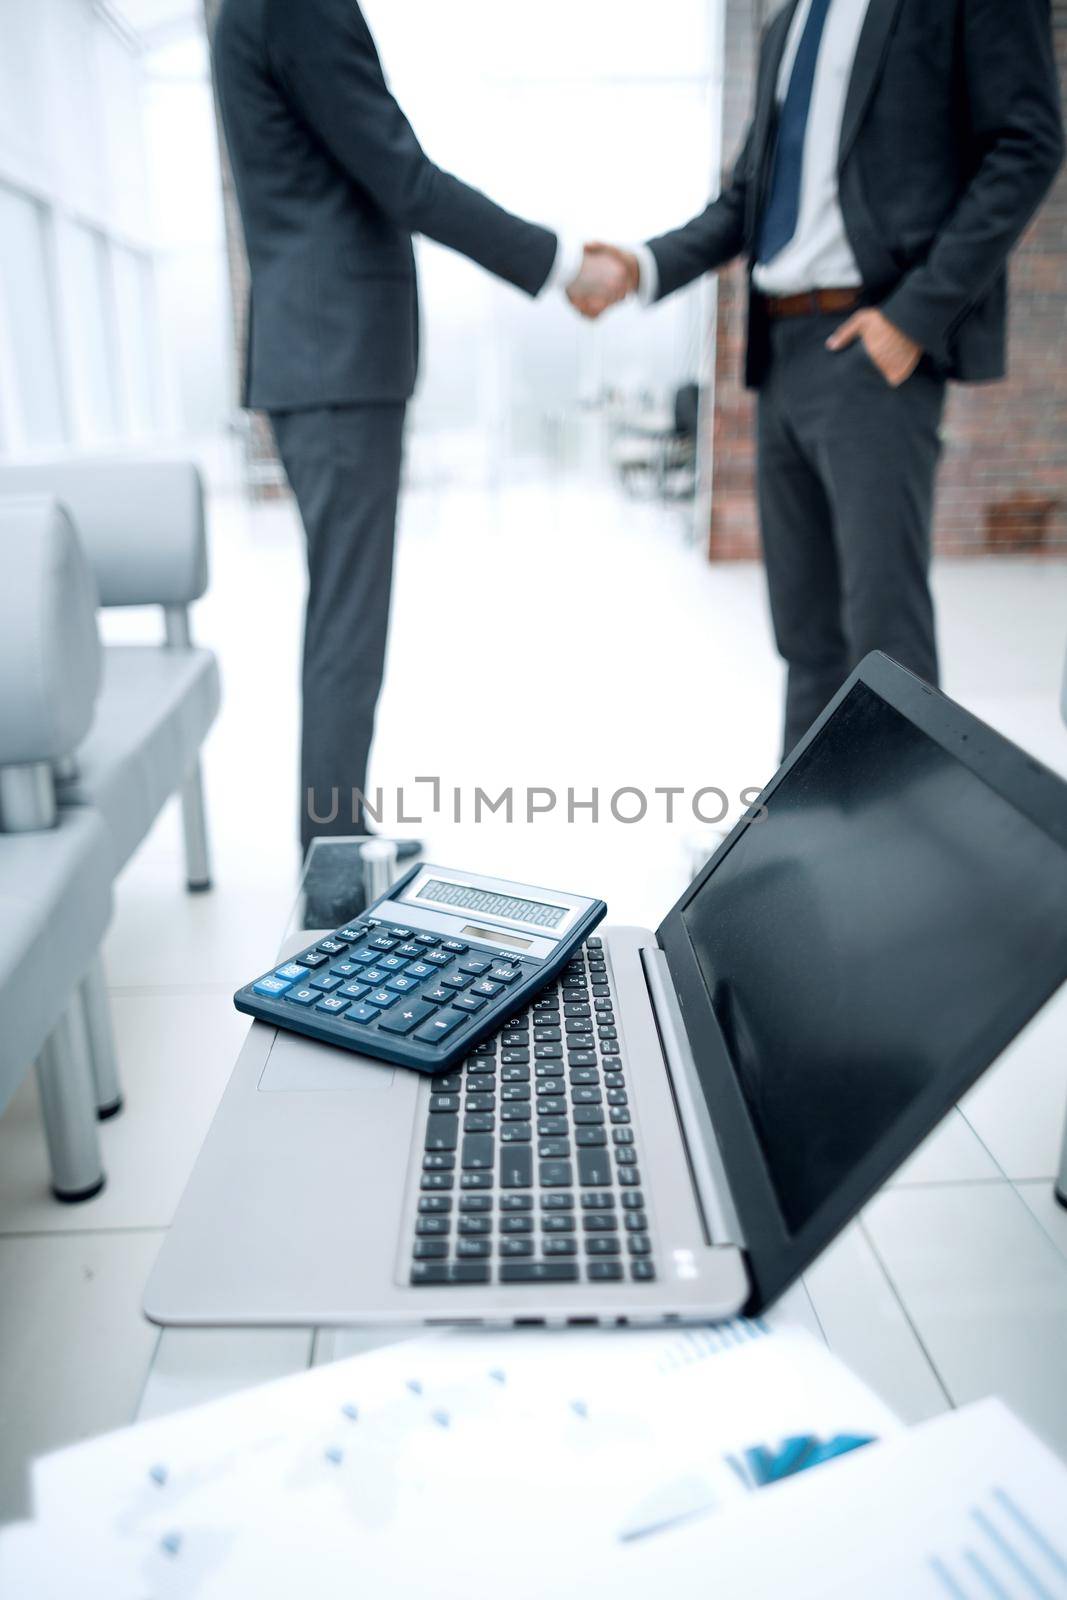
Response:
[267,0,558,296]
[644,122,755,301]
[882,0,1064,359]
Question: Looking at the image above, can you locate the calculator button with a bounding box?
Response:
[330,961,360,979]
[318,939,347,955]
[470,979,503,999]
[309,973,342,993]
[451,993,487,1014]
[296,949,329,969]
[286,986,318,1006]
[458,958,490,976]
[340,980,370,1000]
[377,954,409,972]
[379,1001,436,1035]
[387,927,413,939]
[344,1001,380,1024]
[440,973,470,991]
[414,1009,468,1043]
[488,966,520,984]
[253,975,292,997]
[413,932,439,946]
[347,948,378,966]
[423,986,452,1005]
[275,963,307,982]
[396,942,424,959]
[365,988,398,1009]
[422,950,452,968]
[442,940,468,954]
[335,926,363,943]
[406,961,435,981]
[386,974,419,994]
[316,995,350,1015]
[360,968,388,986]
[368,934,399,952]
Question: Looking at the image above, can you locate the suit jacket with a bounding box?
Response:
[647,0,1064,388]
[212,0,558,411]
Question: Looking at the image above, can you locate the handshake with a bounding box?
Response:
[566,242,641,320]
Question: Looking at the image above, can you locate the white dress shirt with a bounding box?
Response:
[632,0,872,306]
[753,0,870,296]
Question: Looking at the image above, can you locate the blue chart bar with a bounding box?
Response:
[928,1486,1067,1599]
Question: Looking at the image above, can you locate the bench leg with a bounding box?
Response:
[36,1002,106,1203]
[181,759,213,892]
[80,955,123,1119]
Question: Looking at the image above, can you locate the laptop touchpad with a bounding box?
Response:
[258,1030,396,1092]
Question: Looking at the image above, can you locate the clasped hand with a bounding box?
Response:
[566,242,640,320]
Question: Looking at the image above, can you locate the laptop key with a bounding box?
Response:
[460,1193,492,1211]
[416,1216,450,1236]
[628,1234,652,1255]
[410,1263,449,1285]
[587,1261,624,1282]
[500,1238,534,1257]
[578,1149,612,1187]
[500,1193,533,1211]
[421,1173,453,1191]
[461,1134,494,1170]
[419,1195,452,1213]
[500,1146,533,1188]
[501,1124,531,1142]
[618,1167,641,1186]
[413,1240,448,1259]
[624,1211,648,1230]
[464,1114,495,1134]
[539,1138,570,1159]
[424,1152,455,1170]
[630,1260,656,1282]
[460,1171,493,1189]
[501,1215,533,1234]
[585,1237,621,1256]
[576,1128,607,1147]
[541,1191,574,1210]
[542,1213,575,1232]
[429,1093,460,1113]
[425,1114,459,1152]
[620,1190,644,1207]
[450,1263,491,1284]
[540,1160,573,1187]
[499,1262,579,1283]
[456,1238,491,1258]
[583,1213,617,1231]
[543,1237,578,1256]
[581,1193,614,1209]
[458,1216,491,1235]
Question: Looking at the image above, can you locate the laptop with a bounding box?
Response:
[144,653,1067,1327]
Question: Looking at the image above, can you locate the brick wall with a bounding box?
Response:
[708,0,1067,560]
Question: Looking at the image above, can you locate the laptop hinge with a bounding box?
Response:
[640,945,746,1251]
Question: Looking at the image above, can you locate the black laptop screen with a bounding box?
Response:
[680,681,1067,1236]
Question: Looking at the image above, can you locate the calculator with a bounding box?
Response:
[234,864,607,1074]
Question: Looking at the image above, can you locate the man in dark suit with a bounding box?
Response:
[585,0,1063,755]
[212,0,625,852]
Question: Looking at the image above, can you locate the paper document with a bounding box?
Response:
[12,1320,896,1599]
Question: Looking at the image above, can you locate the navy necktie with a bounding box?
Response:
[757,0,834,265]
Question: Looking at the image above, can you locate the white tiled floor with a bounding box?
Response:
[2,466,1067,1522]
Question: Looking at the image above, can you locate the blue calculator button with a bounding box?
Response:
[386,974,419,994]
[331,960,360,978]
[442,941,468,955]
[407,961,434,981]
[378,954,408,972]
[414,1008,468,1043]
[340,981,370,1000]
[366,988,398,1009]
[316,995,350,1015]
[286,986,318,1006]
[423,985,452,1005]
[459,958,491,976]
[347,949,378,966]
[368,934,399,952]
[379,1000,436,1035]
[452,993,487,1014]
[361,968,388,986]
[309,973,342,993]
[275,963,307,982]
[395,942,424,959]
[253,975,292,997]
[345,1001,379,1024]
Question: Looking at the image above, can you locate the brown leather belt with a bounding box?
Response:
[765,288,862,319]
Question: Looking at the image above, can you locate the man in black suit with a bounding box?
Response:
[212,0,625,851]
[586,0,1063,755]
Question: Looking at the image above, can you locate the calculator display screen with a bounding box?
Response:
[414,879,567,929]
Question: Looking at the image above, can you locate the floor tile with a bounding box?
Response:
[0,993,250,1233]
[0,1230,164,1524]
[863,1184,1067,1457]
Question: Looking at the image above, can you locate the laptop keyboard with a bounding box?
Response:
[408,937,655,1287]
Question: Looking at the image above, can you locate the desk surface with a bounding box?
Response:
[138,841,1067,1459]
